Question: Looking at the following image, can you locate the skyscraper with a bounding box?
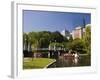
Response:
[71,24,91,39]
[72,26,85,39]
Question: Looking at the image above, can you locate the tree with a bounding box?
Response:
[66,38,85,54]
[83,25,91,55]
[69,35,73,42]
[50,31,68,43]
[28,32,39,49]
[23,33,28,50]
[49,42,64,49]
[39,38,49,48]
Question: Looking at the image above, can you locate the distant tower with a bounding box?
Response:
[72,17,86,39]
[83,17,86,28]
[61,29,70,39]
[82,17,86,37]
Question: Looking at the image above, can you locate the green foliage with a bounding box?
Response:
[66,38,86,54]
[23,25,91,55]
[65,25,91,54]
[39,38,49,48]
[83,25,91,55]
[49,42,64,49]
[23,31,68,49]
[50,31,68,43]
[72,39,85,53]
[23,33,28,43]
[65,41,72,50]
[23,33,29,49]
[28,32,40,48]
[69,35,73,42]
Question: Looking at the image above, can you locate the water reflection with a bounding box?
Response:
[48,54,90,68]
[74,58,78,65]
[59,54,79,67]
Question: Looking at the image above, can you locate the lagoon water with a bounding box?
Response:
[48,55,91,68]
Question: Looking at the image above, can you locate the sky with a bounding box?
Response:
[23,10,91,33]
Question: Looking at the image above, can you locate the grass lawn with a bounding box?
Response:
[23,58,56,69]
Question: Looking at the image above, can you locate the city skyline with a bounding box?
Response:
[23,10,91,33]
